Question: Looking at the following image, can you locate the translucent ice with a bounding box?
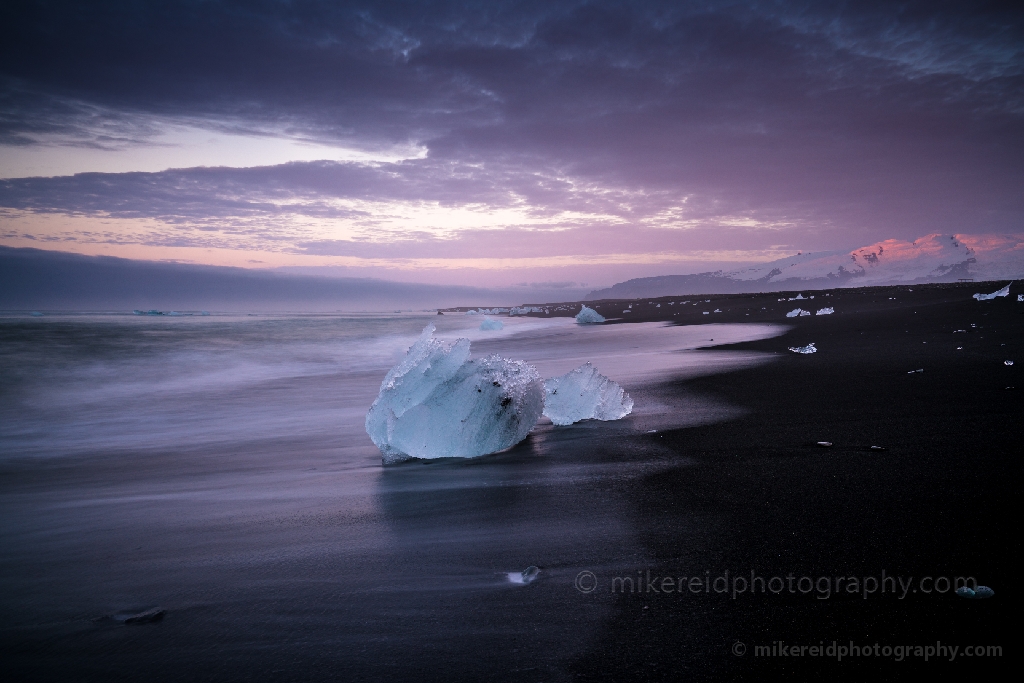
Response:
[543,362,633,426]
[788,342,817,354]
[365,325,545,463]
[574,305,606,324]
[816,307,834,315]
[973,283,1011,300]
[479,318,504,331]
[786,308,811,317]
[508,566,541,585]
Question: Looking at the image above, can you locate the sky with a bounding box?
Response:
[1,1,1022,289]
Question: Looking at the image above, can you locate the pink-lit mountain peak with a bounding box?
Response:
[733,233,1024,285]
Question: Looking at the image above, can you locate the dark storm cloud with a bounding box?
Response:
[1,0,1023,247]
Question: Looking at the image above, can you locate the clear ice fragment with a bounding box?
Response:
[543,362,633,426]
[973,283,1011,300]
[479,318,504,331]
[365,325,544,463]
[575,305,606,324]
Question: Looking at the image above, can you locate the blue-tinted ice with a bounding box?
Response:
[365,325,544,463]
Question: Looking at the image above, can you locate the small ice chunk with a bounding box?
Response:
[543,362,633,426]
[575,305,606,324]
[908,368,924,374]
[870,445,886,451]
[702,311,709,315]
[786,308,811,317]
[465,309,480,315]
[508,566,541,585]
[1018,294,1023,302]
[1005,360,1014,366]
[788,342,817,354]
[365,325,545,463]
[622,309,632,314]
[956,585,994,599]
[816,307,834,315]
[114,607,166,624]
[479,318,504,331]
[788,294,806,300]
[713,308,721,313]
[973,283,1011,300]
[817,441,832,447]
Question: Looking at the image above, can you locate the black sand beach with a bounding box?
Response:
[2,282,1017,681]
[563,282,1019,679]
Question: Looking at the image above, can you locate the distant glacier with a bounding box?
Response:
[586,233,1024,299]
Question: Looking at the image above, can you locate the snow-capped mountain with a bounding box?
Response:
[587,233,1024,299]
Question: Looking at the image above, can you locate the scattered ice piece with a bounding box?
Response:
[575,305,606,324]
[479,318,504,331]
[543,362,633,426]
[508,566,540,585]
[365,325,545,463]
[973,283,1011,300]
[786,308,811,317]
[114,607,166,624]
[816,307,834,315]
[1006,360,1014,366]
[817,441,832,447]
[908,368,924,374]
[713,309,721,313]
[974,586,995,598]
[788,342,817,354]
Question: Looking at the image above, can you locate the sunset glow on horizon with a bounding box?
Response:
[2,1,1022,288]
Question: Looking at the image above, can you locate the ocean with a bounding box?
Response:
[0,311,784,681]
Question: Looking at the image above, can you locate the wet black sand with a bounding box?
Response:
[3,282,1019,681]
[562,282,1019,679]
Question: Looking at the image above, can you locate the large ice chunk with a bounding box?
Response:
[973,283,1011,300]
[365,325,544,463]
[543,362,633,426]
[788,342,817,354]
[786,308,811,317]
[479,318,504,331]
[575,305,606,324]
[816,307,834,315]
